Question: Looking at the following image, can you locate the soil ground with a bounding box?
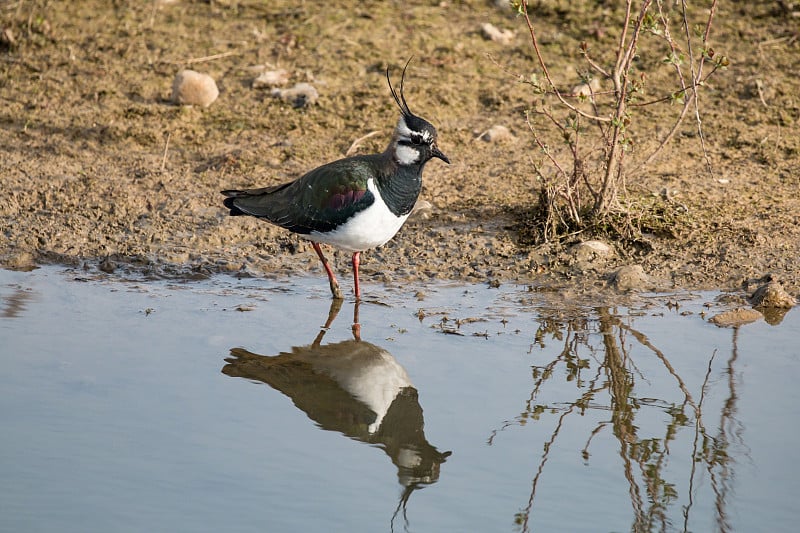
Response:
[1,1,798,298]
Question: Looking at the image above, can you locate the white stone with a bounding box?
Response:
[408,200,433,221]
[478,125,515,143]
[252,68,290,88]
[271,82,318,107]
[481,23,515,45]
[171,69,219,108]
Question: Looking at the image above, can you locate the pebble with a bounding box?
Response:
[481,23,515,45]
[709,308,763,328]
[271,82,318,108]
[98,256,116,274]
[252,68,290,89]
[610,264,649,291]
[571,240,614,264]
[749,281,796,308]
[171,69,219,108]
[1,27,16,48]
[478,125,515,143]
[409,200,434,221]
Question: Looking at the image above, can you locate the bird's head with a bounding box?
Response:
[387,59,450,167]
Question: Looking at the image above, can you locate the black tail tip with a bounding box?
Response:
[222,196,245,216]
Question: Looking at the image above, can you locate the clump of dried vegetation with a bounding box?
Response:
[508,0,728,243]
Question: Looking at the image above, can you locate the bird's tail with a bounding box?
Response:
[221,184,290,217]
[221,191,247,216]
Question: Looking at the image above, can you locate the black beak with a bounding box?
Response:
[431,144,450,164]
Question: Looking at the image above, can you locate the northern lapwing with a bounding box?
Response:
[222,59,449,299]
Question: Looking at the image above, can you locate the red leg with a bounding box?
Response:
[312,298,344,347]
[352,299,361,341]
[312,242,343,300]
[352,252,361,300]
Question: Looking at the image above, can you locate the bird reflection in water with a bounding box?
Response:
[222,299,451,529]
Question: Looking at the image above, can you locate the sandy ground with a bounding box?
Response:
[1,1,798,298]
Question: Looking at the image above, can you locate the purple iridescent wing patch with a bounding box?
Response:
[327,188,367,211]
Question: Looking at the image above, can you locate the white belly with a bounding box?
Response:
[309,179,409,252]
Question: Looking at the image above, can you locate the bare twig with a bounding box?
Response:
[519,1,612,123]
[525,111,569,180]
[595,1,653,216]
[580,49,611,80]
[684,0,717,175]
[629,66,722,108]
[639,0,719,170]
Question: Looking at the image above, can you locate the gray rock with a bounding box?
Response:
[571,240,614,264]
[610,264,649,291]
[749,281,796,308]
[749,281,796,325]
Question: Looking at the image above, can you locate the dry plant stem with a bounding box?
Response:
[639,0,718,170]
[526,111,582,227]
[613,0,636,85]
[541,109,584,220]
[525,114,567,239]
[693,0,719,90]
[681,0,715,174]
[578,65,612,148]
[582,53,611,80]
[634,67,722,173]
[525,112,569,180]
[520,1,611,123]
[596,0,653,215]
[570,119,583,215]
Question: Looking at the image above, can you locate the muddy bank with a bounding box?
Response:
[1,1,798,297]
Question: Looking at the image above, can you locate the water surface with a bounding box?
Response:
[1,267,797,532]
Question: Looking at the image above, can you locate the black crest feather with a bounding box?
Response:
[387,57,414,118]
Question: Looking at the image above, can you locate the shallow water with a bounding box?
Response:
[1,266,797,533]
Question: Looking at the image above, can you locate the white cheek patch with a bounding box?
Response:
[395,144,421,165]
[397,116,413,138]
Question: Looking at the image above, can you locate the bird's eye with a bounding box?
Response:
[410,132,430,145]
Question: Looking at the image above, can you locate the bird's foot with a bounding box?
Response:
[329,280,344,300]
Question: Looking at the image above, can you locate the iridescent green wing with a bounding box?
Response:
[223,155,379,234]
